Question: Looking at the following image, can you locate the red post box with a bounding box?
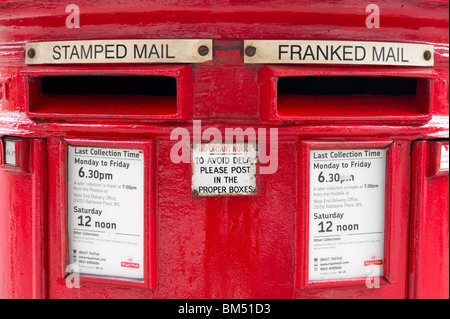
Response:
[0,0,448,300]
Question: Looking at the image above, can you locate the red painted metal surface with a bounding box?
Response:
[409,140,449,299]
[0,0,448,299]
[0,138,47,299]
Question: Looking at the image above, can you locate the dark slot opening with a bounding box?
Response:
[277,76,417,96]
[41,75,177,96]
[28,75,179,117]
[275,76,429,121]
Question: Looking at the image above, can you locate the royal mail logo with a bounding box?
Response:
[121,261,140,269]
[364,260,383,266]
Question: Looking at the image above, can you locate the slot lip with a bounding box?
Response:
[259,65,437,125]
[20,65,193,121]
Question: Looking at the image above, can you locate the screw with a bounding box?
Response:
[27,48,36,59]
[198,45,209,56]
[245,46,256,57]
[423,50,432,61]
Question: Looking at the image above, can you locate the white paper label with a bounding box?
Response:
[192,142,258,196]
[440,144,449,171]
[309,148,387,281]
[68,146,144,280]
[4,140,17,166]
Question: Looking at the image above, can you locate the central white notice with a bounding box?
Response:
[68,145,144,280]
[192,142,258,196]
[309,148,387,281]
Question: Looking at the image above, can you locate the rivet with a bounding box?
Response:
[27,48,36,59]
[198,45,209,56]
[245,46,256,57]
[423,50,432,61]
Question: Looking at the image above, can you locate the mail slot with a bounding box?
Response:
[0,0,448,301]
[276,76,429,120]
[30,75,178,115]
[24,66,194,121]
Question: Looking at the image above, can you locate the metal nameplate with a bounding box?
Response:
[244,40,434,67]
[25,39,213,64]
[440,144,449,172]
[4,138,18,166]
